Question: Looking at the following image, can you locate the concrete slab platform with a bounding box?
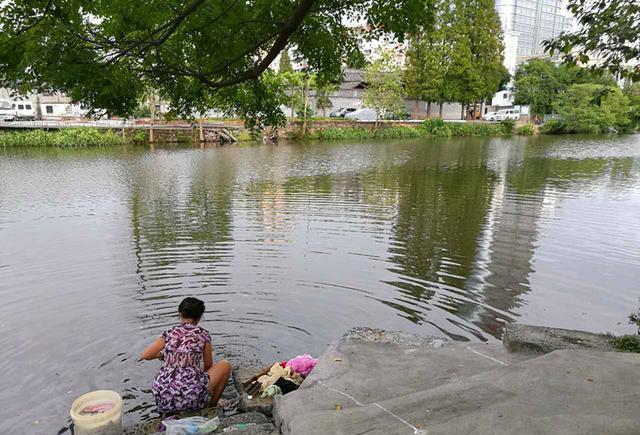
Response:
[276,329,640,435]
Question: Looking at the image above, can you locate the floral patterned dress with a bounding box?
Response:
[152,323,211,413]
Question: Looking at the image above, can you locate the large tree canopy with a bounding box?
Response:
[0,0,435,127]
[544,0,639,80]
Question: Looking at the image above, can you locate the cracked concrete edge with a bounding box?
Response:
[503,323,616,354]
[343,326,448,348]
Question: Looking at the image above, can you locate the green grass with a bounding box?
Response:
[317,119,511,141]
[0,128,126,147]
[611,335,640,353]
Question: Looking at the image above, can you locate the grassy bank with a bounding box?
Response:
[0,128,126,147]
[314,119,515,141]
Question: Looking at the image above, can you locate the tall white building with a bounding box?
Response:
[496,0,573,65]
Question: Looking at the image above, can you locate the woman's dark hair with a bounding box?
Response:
[179,297,205,320]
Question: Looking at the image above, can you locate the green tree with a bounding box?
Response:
[345,48,368,70]
[403,1,447,118]
[623,81,640,107]
[467,0,507,105]
[0,0,437,129]
[315,79,338,117]
[552,84,631,133]
[279,50,294,74]
[544,0,639,81]
[363,50,407,123]
[280,71,306,118]
[623,81,640,127]
[440,0,504,119]
[513,59,564,117]
[444,1,482,119]
[514,59,619,117]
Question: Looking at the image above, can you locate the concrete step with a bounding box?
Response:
[275,333,534,434]
[276,343,640,435]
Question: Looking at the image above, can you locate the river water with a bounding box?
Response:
[1,135,639,432]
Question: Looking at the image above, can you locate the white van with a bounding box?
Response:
[0,99,15,121]
[495,108,520,121]
[13,100,36,120]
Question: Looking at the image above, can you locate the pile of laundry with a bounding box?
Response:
[242,354,319,399]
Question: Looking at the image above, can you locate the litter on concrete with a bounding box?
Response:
[243,354,319,398]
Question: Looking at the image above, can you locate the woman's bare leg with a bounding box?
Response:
[207,359,232,406]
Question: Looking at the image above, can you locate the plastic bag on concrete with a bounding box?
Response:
[162,416,220,434]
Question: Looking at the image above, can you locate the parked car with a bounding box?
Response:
[13,100,36,120]
[344,108,378,121]
[0,99,15,121]
[494,108,520,121]
[329,107,357,118]
[482,111,498,121]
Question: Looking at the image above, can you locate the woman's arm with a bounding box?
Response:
[203,341,213,371]
[141,337,165,361]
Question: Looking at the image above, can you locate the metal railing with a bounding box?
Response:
[0,120,241,130]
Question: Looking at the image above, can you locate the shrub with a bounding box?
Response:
[516,124,535,136]
[133,130,149,143]
[0,128,126,147]
[234,130,254,142]
[611,335,640,353]
[499,119,516,134]
[420,119,448,136]
[316,120,512,141]
[552,84,631,133]
[539,119,565,134]
[318,128,372,140]
[374,126,421,139]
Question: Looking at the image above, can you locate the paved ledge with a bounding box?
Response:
[503,324,616,354]
[275,326,640,435]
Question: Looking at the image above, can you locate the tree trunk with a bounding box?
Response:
[480,101,484,118]
[460,104,465,120]
[149,95,155,144]
[198,118,204,142]
[301,75,310,137]
[426,101,432,118]
[414,99,419,119]
[439,102,443,118]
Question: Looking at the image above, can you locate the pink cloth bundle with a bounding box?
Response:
[285,354,319,378]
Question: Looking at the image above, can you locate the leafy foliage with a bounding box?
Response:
[317,120,508,140]
[544,0,640,81]
[513,60,565,117]
[630,305,640,332]
[552,84,631,133]
[314,79,338,117]
[513,59,619,117]
[278,50,294,74]
[0,129,126,147]
[345,47,369,69]
[623,81,640,128]
[516,124,535,136]
[0,0,436,128]
[539,119,565,134]
[499,119,516,133]
[443,0,506,112]
[363,51,407,121]
[611,335,640,353]
[403,1,448,114]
